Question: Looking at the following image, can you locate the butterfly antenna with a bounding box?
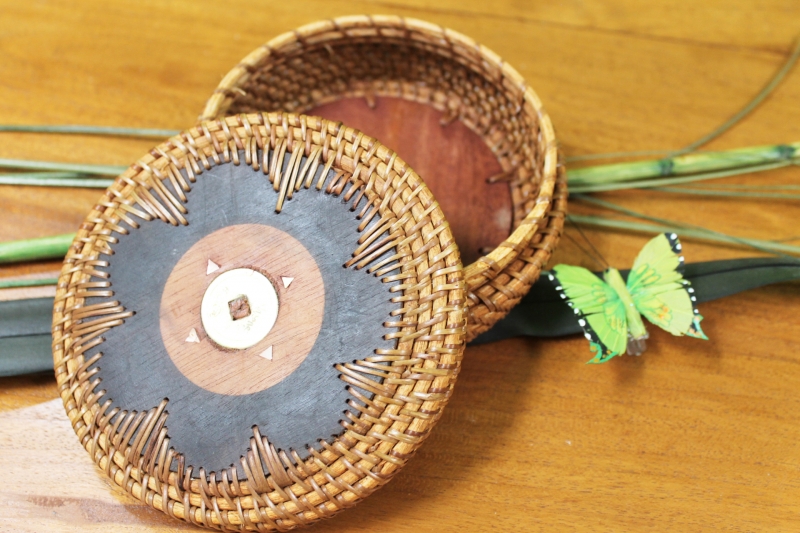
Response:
[562,231,607,270]
[566,215,609,269]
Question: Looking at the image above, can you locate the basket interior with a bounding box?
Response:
[307,96,511,264]
[219,36,549,262]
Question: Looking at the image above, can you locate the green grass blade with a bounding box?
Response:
[568,145,797,187]
[0,234,75,264]
[677,35,800,154]
[566,35,800,164]
[0,158,126,176]
[0,171,83,179]
[0,278,58,289]
[565,150,674,163]
[0,176,114,189]
[674,183,800,190]
[567,215,800,255]
[568,159,793,193]
[572,194,800,256]
[0,124,179,138]
[653,187,800,199]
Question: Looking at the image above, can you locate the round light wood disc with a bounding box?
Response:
[159,223,325,395]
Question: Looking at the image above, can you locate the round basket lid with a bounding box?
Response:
[52,112,466,530]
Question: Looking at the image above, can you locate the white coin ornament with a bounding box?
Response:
[200,268,279,350]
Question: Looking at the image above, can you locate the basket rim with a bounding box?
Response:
[198,14,560,293]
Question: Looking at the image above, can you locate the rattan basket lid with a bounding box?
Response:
[53,112,466,530]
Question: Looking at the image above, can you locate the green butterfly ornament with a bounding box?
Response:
[548,233,708,364]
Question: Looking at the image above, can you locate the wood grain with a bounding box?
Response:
[0,1,799,531]
[308,97,508,265]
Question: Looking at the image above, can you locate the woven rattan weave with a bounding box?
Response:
[53,112,467,531]
[199,15,567,341]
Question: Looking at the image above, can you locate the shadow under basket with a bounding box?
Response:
[200,15,568,342]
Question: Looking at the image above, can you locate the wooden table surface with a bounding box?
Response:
[1,1,799,531]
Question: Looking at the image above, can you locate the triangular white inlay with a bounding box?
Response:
[206,260,220,275]
[185,328,200,343]
[281,276,294,288]
[260,346,273,360]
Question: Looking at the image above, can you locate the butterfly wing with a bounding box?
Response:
[627,233,707,339]
[550,265,628,363]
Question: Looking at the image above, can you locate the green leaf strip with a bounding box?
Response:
[472,257,800,344]
[3,257,797,374]
[0,175,114,188]
[652,187,800,199]
[0,124,179,138]
[0,234,75,264]
[568,145,798,187]
[0,278,59,289]
[571,195,800,256]
[0,158,126,176]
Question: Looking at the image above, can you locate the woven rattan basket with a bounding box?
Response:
[199,15,567,341]
[54,112,467,530]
